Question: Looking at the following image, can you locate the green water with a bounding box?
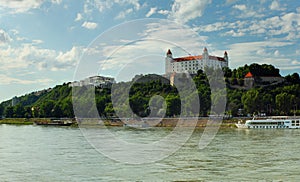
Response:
[0,124,300,181]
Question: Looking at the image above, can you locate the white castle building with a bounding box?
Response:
[165,47,228,75]
[69,75,115,88]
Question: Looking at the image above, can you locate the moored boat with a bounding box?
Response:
[236,116,300,129]
[34,119,74,126]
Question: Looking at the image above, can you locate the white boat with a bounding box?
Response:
[235,116,300,129]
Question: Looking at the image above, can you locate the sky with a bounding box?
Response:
[0,0,300,101]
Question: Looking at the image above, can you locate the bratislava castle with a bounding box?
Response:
[165,47,228,75]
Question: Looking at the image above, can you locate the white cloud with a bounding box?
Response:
[227,41,294,70]
[197,10,300,40]
[32,39,43,45]
[0,29,12,45]
[223,30,245,37]
[81,21,98,29]
[91,20,209,78]
[158,10,169,15]
[197,22,230,32]
[0,74,53,85]
[84,0,141,14]
[56,46,81,65]
[115,8,133,19]
[226,0,238,4]
[0,0,62,13]
[75,13,83,22]
[0,0,42,13]
[0,43,83,73]
[233,4,246,11]
[169,0,212,24]
[232,4,265,18]
[83,3,93,14]
[270,0,286,11]
[146,7,157,18]
[51,0,62,4]
[292,60,300,65]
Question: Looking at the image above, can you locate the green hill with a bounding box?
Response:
[1,63,300,118]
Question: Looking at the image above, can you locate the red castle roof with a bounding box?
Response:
[173,55,225,62]
[245,72,254,78]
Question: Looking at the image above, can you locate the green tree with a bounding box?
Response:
[24,106,33,118]
[242,89,259,115]
[276,93,295,115]
[39,100,55,117]
[4,106,14,118]
[13,104,25,118]
[0,104,4,117]
[165,95,181,117]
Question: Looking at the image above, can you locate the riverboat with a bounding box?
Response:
[34,119,74,126]
[235,116,300,129]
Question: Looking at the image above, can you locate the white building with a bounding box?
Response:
[69,75,115,88]
[165,47,228,75]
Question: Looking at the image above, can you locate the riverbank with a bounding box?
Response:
[103,118,242,128]
[0,118,249,128]
[0,118,77,126]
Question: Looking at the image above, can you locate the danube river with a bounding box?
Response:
[1,124,300,181]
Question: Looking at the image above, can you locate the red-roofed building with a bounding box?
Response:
[245,72,254,78]
[165,47,228,75]
[244,72,255,89]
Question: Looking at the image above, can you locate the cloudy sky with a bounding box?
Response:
[0,0,300,101]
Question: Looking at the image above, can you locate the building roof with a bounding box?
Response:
[245,72,254,78]
[172,55,226,62]
[167,49,172,55]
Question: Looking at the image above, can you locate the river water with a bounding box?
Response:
[1,124,300,181]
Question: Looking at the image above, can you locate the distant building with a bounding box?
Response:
[243,71,285,90]
[244,72,255,89]
[69,75,115,88]
[165,47,228,75]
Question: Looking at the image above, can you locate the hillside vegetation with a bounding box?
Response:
[1,63,300,118]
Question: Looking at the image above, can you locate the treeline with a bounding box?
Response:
[1,63,300,118]
[0,83,74,118]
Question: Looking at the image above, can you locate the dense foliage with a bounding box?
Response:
[1,63,300,118]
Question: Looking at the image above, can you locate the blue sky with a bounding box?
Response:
[0,0,300,101]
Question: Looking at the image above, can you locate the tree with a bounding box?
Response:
[165,95,181,117]
[61,99,74,118]
[13,104,25,118]
[241,89,259,115]
[0,104,3,117]
[276,93,295,115]
[285,73,300,84]
[24,106,32,118]
[52,103,63,118]
[4,106,14,118]
[39,100,55,117]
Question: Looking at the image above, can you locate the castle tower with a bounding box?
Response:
[224,51,228,61]
[165,49,173,74]
[166,49,172,58]
[224,51,229,67]
[244,72,255,89]
[202,47,209,60]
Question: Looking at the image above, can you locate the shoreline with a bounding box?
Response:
[0,118,246,128]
